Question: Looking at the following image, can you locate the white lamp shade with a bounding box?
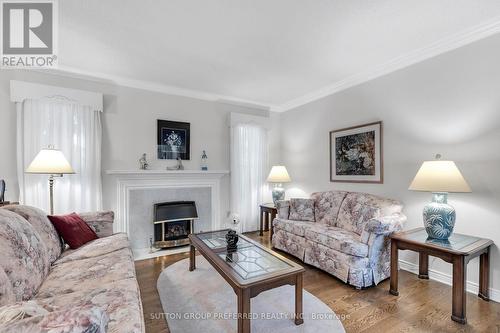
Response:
[267,166,291,183]
[26,148,75,174]
[409,160,471,193]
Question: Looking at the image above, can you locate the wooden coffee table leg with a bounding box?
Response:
[479,248,490,301]
[419,252,429,279]
[389,239,399,296]
[451,256,467,324]
[189,245,196,271]
[295,273,304,325]
[237,288,251,333]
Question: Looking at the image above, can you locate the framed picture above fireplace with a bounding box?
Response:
[157,120,190,160]
[330,121,383,183]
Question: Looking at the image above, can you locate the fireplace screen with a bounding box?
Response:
[153,201,198,248]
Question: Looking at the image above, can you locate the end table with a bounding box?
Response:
[0,202,19,207]
[389,227,492,324]
[259,203,277,238]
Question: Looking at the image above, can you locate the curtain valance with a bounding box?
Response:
[10,80,103,112]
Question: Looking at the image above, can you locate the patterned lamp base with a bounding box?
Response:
[271,184,285,205]
[423,192,456,239]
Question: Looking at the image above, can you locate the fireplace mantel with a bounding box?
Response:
[105,169,229,238]
[105,169,229,176]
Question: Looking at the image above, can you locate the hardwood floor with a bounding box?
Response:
[135,231,500,333]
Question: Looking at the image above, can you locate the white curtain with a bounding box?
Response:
[231,123,268,233]
[17,98,102,214]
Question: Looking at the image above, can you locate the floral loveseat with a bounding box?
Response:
[0,205,144,333]
[272,191,406,288]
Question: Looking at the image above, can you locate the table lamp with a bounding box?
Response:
[26,145,75,215]
[267,166,291,205]
[409,154,471,239]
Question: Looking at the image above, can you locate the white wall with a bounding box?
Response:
[279,34,500,299]
[0,70,280,226]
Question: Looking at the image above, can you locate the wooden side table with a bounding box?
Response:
[259,203,277,238]
[0,202,19,207]
[390,227,492,324]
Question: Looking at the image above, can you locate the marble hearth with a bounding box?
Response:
[105,170,229,260]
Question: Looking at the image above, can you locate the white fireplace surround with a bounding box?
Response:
[105,170,229,236]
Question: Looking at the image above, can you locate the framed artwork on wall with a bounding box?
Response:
[330,121,383,183]
[157,120,191,160]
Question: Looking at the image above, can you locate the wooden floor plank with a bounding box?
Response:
[135,231,500,333]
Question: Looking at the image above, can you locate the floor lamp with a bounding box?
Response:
[25,146,75,215]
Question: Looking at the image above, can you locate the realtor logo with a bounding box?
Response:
[1,0,57,67]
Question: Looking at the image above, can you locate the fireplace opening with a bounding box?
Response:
[153,201,198,249]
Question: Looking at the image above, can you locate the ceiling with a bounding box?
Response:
[57,0,500,111]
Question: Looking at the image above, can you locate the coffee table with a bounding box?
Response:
[188,230,305,333]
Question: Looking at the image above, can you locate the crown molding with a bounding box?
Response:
[36,65,276,111]
[29,16,500,114]
[274,17,500,112]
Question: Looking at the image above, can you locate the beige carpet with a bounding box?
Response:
[157,257,346,333]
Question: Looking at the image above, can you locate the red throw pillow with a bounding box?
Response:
[48,213,98,249]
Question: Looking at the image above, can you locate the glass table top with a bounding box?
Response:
[219,246,292,280]
[197,230,253,250]
[405,229,481,251]
[194,230,296,281]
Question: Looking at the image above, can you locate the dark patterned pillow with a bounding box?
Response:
[48,213,98,249]
[289,198,315,222]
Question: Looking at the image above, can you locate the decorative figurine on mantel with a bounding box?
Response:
[201,150,208,171]
[225,229,239,252]
[167,157,184,170]
[139,153,149,170]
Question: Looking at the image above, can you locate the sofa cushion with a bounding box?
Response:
[275,200,290,219]
[304,224,369,258]
[79,211,115,238]
[272,229,307,260]
[32,278,144,333]
[289,198,315,221]
[55,233,130,265]
[337,192,403,235]
[2,206,62,264]
[311,191,348,225]
[48,213,99,249]
[36,248,136,299]
[0,304,108,333]
[0,209,50,302]
[273,218,313,237]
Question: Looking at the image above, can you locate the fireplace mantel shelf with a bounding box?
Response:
[105,169,229,176]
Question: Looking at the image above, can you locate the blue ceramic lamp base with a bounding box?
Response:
[271,184,285,205]
[423,192,456,240]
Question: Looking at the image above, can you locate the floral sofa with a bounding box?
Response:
[272,191,406,288]
[0,205,144,333]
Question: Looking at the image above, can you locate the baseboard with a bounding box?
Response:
[398,259,500,303]
[132,245,190,261]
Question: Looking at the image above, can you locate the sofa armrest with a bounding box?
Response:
[364,213,406,284]
[0,304,108,333]
[275,200,290,219]
[364,213,407,236]
[79,211,114,238]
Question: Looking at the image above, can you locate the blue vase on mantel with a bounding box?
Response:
[423,192,456,240]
